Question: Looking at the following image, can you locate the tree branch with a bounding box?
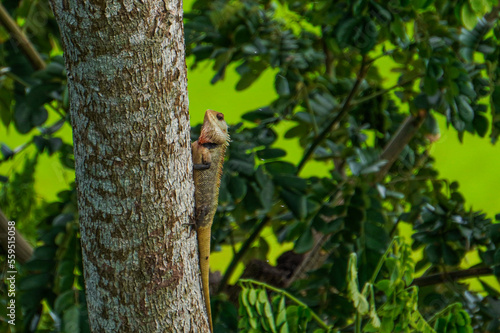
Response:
[321,26,333,77]
[351,74,423,106]
[0,209,34,264]
[296,55,369,174]
[0,3,45,70]
[374,109,427,182]
[285,111,428,287]
[411,267,494,287]
[217,215,271,293]
[0,118,66,165]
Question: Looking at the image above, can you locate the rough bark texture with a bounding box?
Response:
[49,0,207,331]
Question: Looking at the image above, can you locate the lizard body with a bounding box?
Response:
[192,110,229,332]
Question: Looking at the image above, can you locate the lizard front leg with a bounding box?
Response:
[192,141,212,170]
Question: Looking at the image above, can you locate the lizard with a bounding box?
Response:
[192,109,229,332]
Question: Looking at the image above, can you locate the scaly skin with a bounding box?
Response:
[192,110,229,332]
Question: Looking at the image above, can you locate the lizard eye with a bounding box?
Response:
[216,113,224,121]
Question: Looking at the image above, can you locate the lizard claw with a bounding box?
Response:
[184,217,197,237]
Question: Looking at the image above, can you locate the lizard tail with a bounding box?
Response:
[197,226,213,332]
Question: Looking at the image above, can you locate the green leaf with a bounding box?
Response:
[469,0,487,13]
[0,84,13,127]
[258,289,268,303]
[473,114,488,137]
[284,124,308,139]
[58,260,75,277]
[442,243,460,266]
[275,297,287,327]
[423,76,438,95]
[31,106,49,127]
[227,158,255,176]
[294,227,313,253]
[375,279,392,296]
[249,289,257,305]
[275,74,290,96]
[265,161,297,175]
[280,189,307,221]
[242,44,259,55]
[425,243,442,264]
[456,96,474,123]
[256,127,278,146]
[358,19,378,54]
[26,83,61,109]
[23,259,55,272]
[461,3,477,30]
[259,180,274,212]
[58,275,74,292]
[1,143,14,159]
[241,288,251,312]
[19,273,51,290]
[257,148,287,160]
[53,213,74,226]
[48,137,63,155]
[264,301,276,332]
[237,71,261,91]
[234,25,252,44]
[414,94,429,110]
[63,305,80,333]
[285,306,299,333]
[13,102,33,133]
[336,18,358,46]
[229,176,247,201]
[33,245,57,260]
[272,174,307,191]
[242,107,276,123]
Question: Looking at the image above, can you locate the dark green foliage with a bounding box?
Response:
[18,187,89,333]
[2,0,500,332]
[184,0,500,331]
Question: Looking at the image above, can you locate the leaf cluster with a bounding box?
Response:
[184,0,500,331]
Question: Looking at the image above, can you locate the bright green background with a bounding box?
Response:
[2,60,499,282]
[1,0,499,285]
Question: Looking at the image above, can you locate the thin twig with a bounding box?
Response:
[374,110,427,182]
[0,3,45,70]
[0,118,67,165]
[351,74,423,106]
[296,55,369,174]
[217,215,271,293]
[0,209,33,263]
[240,279,332,331]
[411,267,493,287]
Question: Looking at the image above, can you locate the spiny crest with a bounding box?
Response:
[216,145,227,188]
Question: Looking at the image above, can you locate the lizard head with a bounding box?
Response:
[199,109,229,145]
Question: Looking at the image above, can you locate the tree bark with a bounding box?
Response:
[49,0,206,331]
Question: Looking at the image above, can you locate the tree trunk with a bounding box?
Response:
[49,0,207,331]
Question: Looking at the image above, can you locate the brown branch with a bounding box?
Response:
[374,109,427,182]
[321,26,333,77]
[411,267,494,287]
[0,209,34,264]
[0,3,45,70]
[285,111,428,287]
[217,216,271,293]
[351,74,423,106]
[296,55,369,174]
[484,5,500,22]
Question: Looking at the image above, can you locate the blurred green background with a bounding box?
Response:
[2,58,499,282]
[1,0,499,288]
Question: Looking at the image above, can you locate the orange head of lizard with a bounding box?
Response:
[199,109,229,145]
